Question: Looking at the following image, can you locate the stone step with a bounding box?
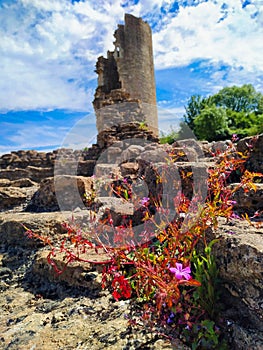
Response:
[0,177,37,187]
[26,175,94,212]
[0,210,95,247]
[96,196,134,215]
[0,186,37,212]
[0,210,109,290]
[0,211,67,247]
[32,250,105,290]
[0,166,53,182]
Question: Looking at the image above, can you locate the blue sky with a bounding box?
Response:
[0,0,263,154]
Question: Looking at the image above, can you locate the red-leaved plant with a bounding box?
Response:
[25,138,262,348]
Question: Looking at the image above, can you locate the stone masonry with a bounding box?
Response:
[93,14,158,136]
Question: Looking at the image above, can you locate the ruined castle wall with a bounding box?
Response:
[93,14,158,136]
[114,14,157,107]
[96,53,121,93]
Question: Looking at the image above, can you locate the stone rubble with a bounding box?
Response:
[0,133,262,349]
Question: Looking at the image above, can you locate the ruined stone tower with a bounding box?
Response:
[93,14,158,137]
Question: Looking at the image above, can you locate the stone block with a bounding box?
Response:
[212,218,263,348]
[0,212,66,247]
[237,133,263,173]
[26,175,94,212]
[0,187,27,210]
[230,183,263,217]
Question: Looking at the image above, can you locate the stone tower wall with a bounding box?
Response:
[93,14,158,136]
[114,14,157,106]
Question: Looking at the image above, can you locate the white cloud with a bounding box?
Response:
[0,0,126,112]
[0,0,262,115]
[8,125,64,146]
[0,54,94,111]
[0,125,65,156]
[0,112,98,154]
[158,105,184,133]
[153,0,263,74]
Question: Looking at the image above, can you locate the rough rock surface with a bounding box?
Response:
[0,185,38,212]
[237,133,263,174]
[0,178,37,187]
[213,218,263,350]
[26,176,94,212]
[0,212,66,246]
[231,183,263,217]
[0,133,263,349]
[96,122,159,149]
[0,285,187,350]
[0,212,189,350]
[0,187,27,210]
[0,166,54,183]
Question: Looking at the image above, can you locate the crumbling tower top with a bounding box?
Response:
[93,14,158,136]
[113,14,157,106]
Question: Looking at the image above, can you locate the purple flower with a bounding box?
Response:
[167,312,175,325]
[227,231,235,235]
[230,212,240,219]
[167,317,173,324]
[169,263,191,281]
[231,134,239,142]
[140,197,149,206]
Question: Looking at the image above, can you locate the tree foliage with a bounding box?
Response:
[212,84,263,113]
[193,106,228,142]
[183,84,263,141]
[184,95,208,130]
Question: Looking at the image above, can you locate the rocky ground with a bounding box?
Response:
[0,134,263,349]
[0,276,171,349]
[1,212,262,350]
[0,212,189,350]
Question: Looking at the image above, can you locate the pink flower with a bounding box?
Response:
[230,212,240,219]
[169,263,191,281]
[140,197,149,206]
[231,134,239,142]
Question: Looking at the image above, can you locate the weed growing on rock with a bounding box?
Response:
[25,141,262,349]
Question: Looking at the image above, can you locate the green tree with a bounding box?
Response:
[227,111,263,137]
[211,84,262,113]
[193,106,229,141]
[183,84,263,141]
[255,114,263,134]
[184,95,207,130]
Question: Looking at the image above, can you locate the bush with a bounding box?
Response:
[159,127,179,144]
[193,106,229,141]
[184,84,263,141]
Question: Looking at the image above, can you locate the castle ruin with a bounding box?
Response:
[93,14,158,137]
